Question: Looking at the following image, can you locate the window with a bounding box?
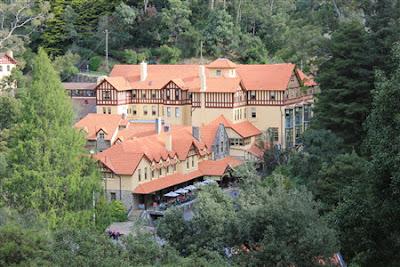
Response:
[151,170,154,178]
[152,91,157,99]
[144,167,147,180]
[239,109,242,120]
[132,90,137,98]
[270,127,279,142]
[7,65,10,71]
[250,91,256,100]
[166,89,170,100]
[132,106,137,115]
[167,107,171,117]
[142,92,146,98]
[110,192,116,201]
[216,69,222,76]
[107,107,111,114]
[192,156,194,167]
[143,106,148,116]
[152,106,157,116]
[159,168,162,176]
[251,107,256,118]
[220,141,224,152]
[103,91,111,100]
[102,107,106,114]
[99,132,105,139]
[0,65,2,72]
[186,159,189,169]
[138,169,141,181]
[270,92,276,100]
[175,107,181,118]
[175,90,180,100]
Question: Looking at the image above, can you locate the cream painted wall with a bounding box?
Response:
[0,63,16,80]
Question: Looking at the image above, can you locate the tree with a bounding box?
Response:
[234,173,338,267]
[161,0,192,45]
[157,45,182,64]
[358,42,400,266]
[0,1,50,52]
[53,51,80,81]
[203,9,236,57]
[0,49,100,227]
[0,96,21,132]
[314,20,374,150]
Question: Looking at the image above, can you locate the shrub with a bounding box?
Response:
[89,56,102,71]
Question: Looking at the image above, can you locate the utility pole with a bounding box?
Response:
[200,40,203,64]
[105,29,109,72]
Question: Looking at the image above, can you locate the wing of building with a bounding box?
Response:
[94,58,317,149]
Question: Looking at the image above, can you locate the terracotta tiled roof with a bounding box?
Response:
[207,58,237,69]
[108,61,314,92]
[95,127,209,175]
[116,123,156,141]
[199,123,220,150]
[0,53,17,64]
[74,114,129,141]
[236,63,295,91]
[62,82,96,90]
[296,69,317,86]
[198,157,242,176]
[103,77,132,91]
[133,170,203,194]
[247,143,264,158]
[210,115,262,138]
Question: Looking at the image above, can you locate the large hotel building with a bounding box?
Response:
[75,58,317,210]
[95,58,317,149]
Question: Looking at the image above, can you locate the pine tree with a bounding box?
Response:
[313,20,374,150]
[1,49,100,226]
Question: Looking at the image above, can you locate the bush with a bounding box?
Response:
[95,199,127,231]
[89,56,102,71]
[122,49,137,64]
[157,45,181,64]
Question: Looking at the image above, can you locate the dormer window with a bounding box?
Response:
[216,70,222,76]
[270,92,276,100]
[7,65,10,71]
[99,132,105,139]
[103,91,111,100]
[250,91,256,100]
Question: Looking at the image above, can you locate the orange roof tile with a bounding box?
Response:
[296,69,317,86]
[210,115,262,138]
[95,127,209,175]
[198,157,242,176]
[103,77,132,91]
[74,114,129,141]
[0,53,17,64]
[207,58,237,69]
[116,123,156,141]
[108,61,314,92]
[247,143,264,158]
[133,170,203,194]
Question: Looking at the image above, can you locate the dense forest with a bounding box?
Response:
[0,0,400,266]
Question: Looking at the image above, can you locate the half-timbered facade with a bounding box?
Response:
[95,58,317,148]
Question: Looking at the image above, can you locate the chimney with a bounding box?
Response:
[199,65,206,92]
[192,126,201,141]
[165,134,172,151]
[155,117,163,134]
[140,61,148,81]
[6,50,13,59]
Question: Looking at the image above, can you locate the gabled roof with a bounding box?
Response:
[103,77,132,91]
[210,115,262,138]
[198,157,242,176]
[0,53,17,64]
[107,61,315,92]
[74,114,129,141]
[95,127,209,175]
[207,58,237,69]
[296,69,317,86]
[247,143,264,158]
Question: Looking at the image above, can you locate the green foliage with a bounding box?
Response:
[89,55,103,71]
[122,49,138,64]
[53,51,80,81]
[95,199,127,231]
[314,20,374,150]
[234,173,338,267]
[1,49,100,228]
[0,96,21,132]
[157,45,182,64]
